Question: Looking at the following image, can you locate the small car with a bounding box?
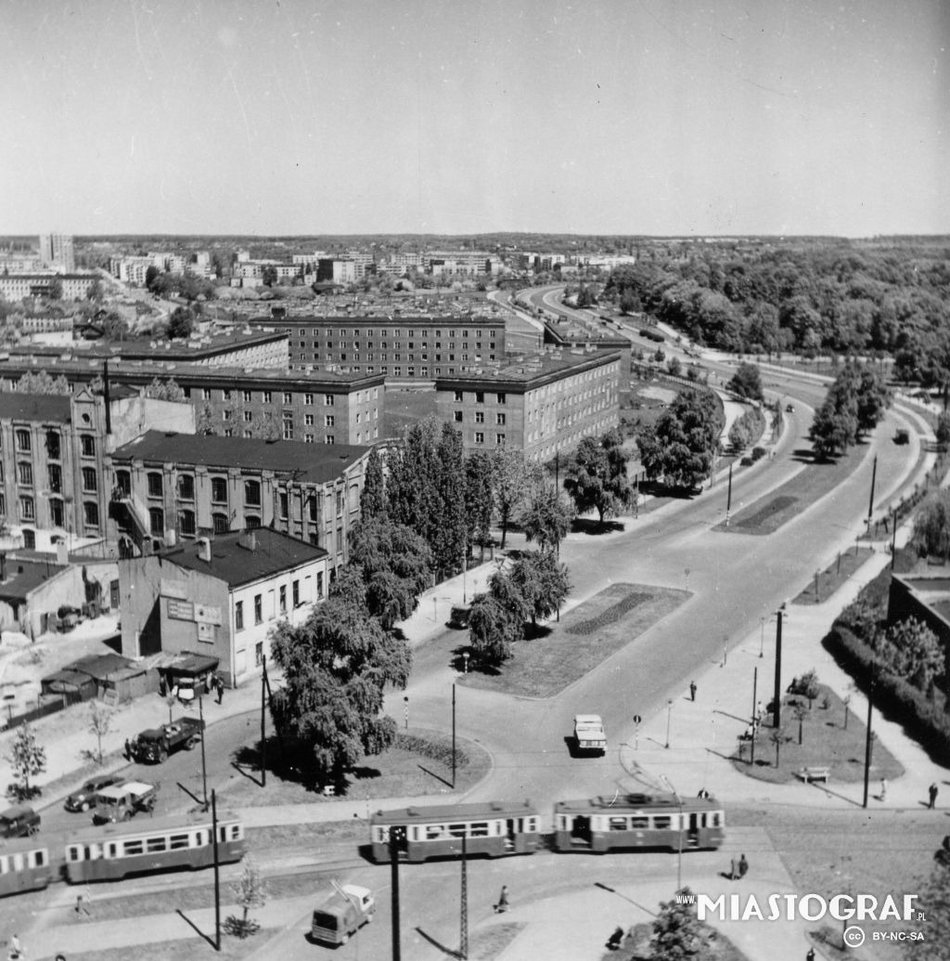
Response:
[0,805,40,838]
[65,775,124,813]
[785,403,794,413]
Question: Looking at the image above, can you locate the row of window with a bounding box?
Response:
[295,339,496,350]
[2,429,96,457]
[9,462,98,492]
[0,493,99,528]
[190,389,341,405]
[453,391,507,404]
[297,352,497,364]
[233,574,324,630]
[280,327,500,339]
[453,412,506,425]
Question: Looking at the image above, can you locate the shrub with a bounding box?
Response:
[752,446,767,461]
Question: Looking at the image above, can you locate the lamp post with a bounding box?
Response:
[665,698,673,749]
[403,696,409,731]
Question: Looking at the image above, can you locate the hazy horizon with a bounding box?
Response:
[3,0,947,238]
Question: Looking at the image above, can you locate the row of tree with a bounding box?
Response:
[809,362,890,459]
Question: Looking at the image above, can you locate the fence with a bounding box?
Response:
[1,688,93,733]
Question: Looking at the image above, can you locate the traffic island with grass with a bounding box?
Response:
[728,683,904,786]
[793,547,877,605]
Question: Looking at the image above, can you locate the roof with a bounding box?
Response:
[71,652,135,681]
[435,348,623,392]
[160,528,328,588]
[371,799,538,823]
[41,669,98,692]
[112,430,368,484]
[0,392,71,423]
[0,562,69,605]
[160,652,219,677]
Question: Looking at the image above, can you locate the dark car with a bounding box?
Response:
[0,805,40,838]
[65,775,124,813]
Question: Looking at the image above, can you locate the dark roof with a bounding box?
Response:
[0,392,71,423]
[160,652,220,677]
[0,562,68,604]
[435,348,623,392]
[161,528,328,588]
[71,653,135,681]
[112,430,368,484]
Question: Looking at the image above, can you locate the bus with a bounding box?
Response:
[64,811,245,883]
[0,840,52,898]
[370,800,542,863]
[553,793,725,854]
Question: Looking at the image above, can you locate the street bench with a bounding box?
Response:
[797,765,830,783]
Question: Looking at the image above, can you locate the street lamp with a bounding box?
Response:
[665,699,673,749]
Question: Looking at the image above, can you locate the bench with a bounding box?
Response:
[797,766,830,783]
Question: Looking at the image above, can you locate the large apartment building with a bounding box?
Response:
[109,431,369,573]
[435,348,622,459]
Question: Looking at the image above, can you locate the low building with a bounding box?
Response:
[0,273,97,300]
[434,348,622,458]
[109,431,369,572]
[118,529,329,686]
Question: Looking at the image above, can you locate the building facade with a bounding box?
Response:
[434,348,622,459]
[0,273,97,301]
[118,529,328,686]
[109,431,369,572]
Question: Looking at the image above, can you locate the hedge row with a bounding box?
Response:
[824,622,950,765]
[394,731,469,769]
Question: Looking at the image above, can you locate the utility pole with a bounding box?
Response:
[451,683,457,789]
[198,689,208,809]
[867,455,878,528]
[459,833,469,960]
[772,608,783,730]
[862,676,875,809]
[726,462,733,523]
[261,655,267,788]
[890,506,898,570]
[750,666,758,767]
[389,827,405,961]
[212,789,221,952]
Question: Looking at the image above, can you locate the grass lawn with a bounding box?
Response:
[221,728,490,806]
[461,583,689,698]
[792,546,877,605]
[727,685,904,785]
[65,934,279,961]
[382,385,438,436]
[717,442,869,535]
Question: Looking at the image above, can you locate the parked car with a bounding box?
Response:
[0,805,40,838]
[895,428,910,445]
[311,884,376,946]
[785,403,794,413]
[65,775,124,813]
[573,714,607,755]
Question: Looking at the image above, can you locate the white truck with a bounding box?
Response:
[92,781,157,824]
[310,882,375,946]
[573,714,607,755]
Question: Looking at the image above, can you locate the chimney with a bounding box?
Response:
[239,531,258,552]
[196,537,212,562]
[56,540,69,566]
[102,360,112,435]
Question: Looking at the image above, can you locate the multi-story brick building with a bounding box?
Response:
[249,315,507,380]
[0,273,98,301]
[0,388,195,553]
[0,359,383,447]
[435,348,622,459]
[109,431,369,574]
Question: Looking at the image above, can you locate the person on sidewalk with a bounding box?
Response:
[880,777,887,801]
[494,885,509,913]
[216,675,225,704]
[729,857,736,880]
[689,680,697,702]
[75,890,91,917]
[738,853,749,878]
[8,934,22,959]
[929,783,939,809]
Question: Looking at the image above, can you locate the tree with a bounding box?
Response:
[563,430,633,524]
[769,726,789,768]
[914,854,950,956]
[937,411,950,448]
[727,362,764,401]
[225,857,266,938]
[652,887,708,959]
[492,448,527,548]
[638,388,723,490]
[518,484,572,554]
[166,306,194,340]
[792,702,809,745]
[87,702,114,766]
[269,590,411,785]
[7,722,46,801]
[145,377,185,402]
[667,355,682,377]
[464,451,495,559]
[912,489,950,560]
[432,423,468,577]
[17,370,71,395]
[809,392,858,459]
[196,403,216,435]
[48,276,63,300]
[467,569,529,667]
[145,265,162,292]
[874,618,945,692]
[360,447,386,520]
[509,551,571,627]
[261,265,278,286]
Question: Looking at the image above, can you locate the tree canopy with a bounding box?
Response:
[726,362,764,401]
[810,362,890,459]
[912,489,950,560]
[563,429,633,522]
[518,483,573,553]
[17,370,71,395]
[509,550,571,626]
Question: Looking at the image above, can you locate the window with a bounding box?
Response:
[292,580,300,607]
[245,514,261,529]
[304,414,314,426]
[453,411,463,423]
[19,495,34,519]
[279,491,289,518]
[80,434,96,457]
[324,394,334,406]
[115,470,131,496]
[305,433,314,443]
[177,474,195,500]
[325,435,335,445]
[242,390,252,403]
[21,528,34,549]
[474,412,484,424]
[283,392,292,404]
[46,430,61,459]
[279,585,287,614]
[254,594,262,625]
[211,477,228,504]
[49,498,64,527]
[82,467,98,492]
[179,509,196,536]
[149,507,164,535]
[234,601,244,631]
[497,392,506,404]
[201,388,211,401]
[474,432,484,444]
[222,409,232,421]
[316,571,324,597]
[496,413,506,425]
[244,480,261,506]
[147,472,163,497]
[304,392,314,405]
[222,389,231,401]
[475,391,484,404]
[212,512,228,534]
[255,641,264,667]
[15,429,31,452]
[243,410,252,422]
[17,462,33,486]
[263,391,272,404]
[336,490,344,516]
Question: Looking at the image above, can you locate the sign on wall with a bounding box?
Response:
[195,605,222,626]
[167,599,195,621]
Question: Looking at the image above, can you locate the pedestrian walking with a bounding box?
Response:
[216,675,224,705]
[123,738,130,761]
[806,948,815,961]
[729,857,736,880]
[929,783,939,809]
[75,887,91,917]
[738,853,749,878]
[9,933,22,959]
[689,680,697,702]
[880,777,887,801]
[494,885,509,913]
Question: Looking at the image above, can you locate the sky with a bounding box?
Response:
[1,0,948,237]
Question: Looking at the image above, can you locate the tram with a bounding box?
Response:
[369,794,725,863]
[64,811,245,883]
[553,793,725,853]
[0,840,52,898]
[370,800,542,863]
